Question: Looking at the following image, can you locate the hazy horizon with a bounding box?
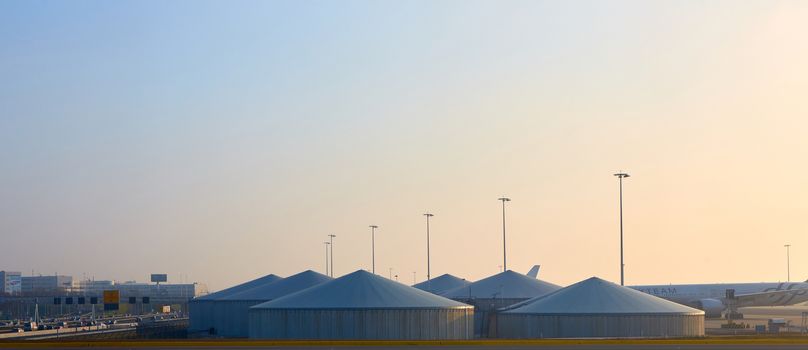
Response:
[2,0,807,292]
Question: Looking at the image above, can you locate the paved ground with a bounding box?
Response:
[705,306,808,335]
[1,346,807,350]
[2,306,807,349]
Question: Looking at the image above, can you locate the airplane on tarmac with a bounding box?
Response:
[629,280,808,318]
[525,264,808,318]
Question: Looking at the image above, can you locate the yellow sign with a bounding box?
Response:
[103,290,119,304]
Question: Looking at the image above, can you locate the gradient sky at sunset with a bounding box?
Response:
[2,0,808,291]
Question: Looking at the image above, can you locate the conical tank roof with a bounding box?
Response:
[251,270,472,310]
[195,274,283,300]
[503,277,704,315]
[222,270,331,301]
[441,270,561,300]
[413,274,471,295]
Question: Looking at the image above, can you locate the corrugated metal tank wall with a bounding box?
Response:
[188,274,285,337]
[496,314,705,338]
[249,308,474,340]
[454,298,526,338]
[188,300,213,335]
[189,300,268,338]
[208,300,264,338]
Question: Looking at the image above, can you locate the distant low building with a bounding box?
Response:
[21,275,73,295]
[115,281,198,299]
[72,279,115,293]
[0,271,22,295]
[1,274,201,320]
[72,279,199,298]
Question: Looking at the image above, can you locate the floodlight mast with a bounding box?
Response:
[328,234,336,277]
[785,244,791,282]
[370,225,378,274]
[424,213,434,281]
[323,242,330,275]
[498,197,511,271]
[613,172,630,286]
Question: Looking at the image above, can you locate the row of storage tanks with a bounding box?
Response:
[189,269,704,339]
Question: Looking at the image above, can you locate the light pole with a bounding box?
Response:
[785,244,791,282]
[328,234,336,277]
[498,197,511,271]
[424,213,434,281]
[323,242,330,275]
[614,172,630,286]
[370,225,378,274]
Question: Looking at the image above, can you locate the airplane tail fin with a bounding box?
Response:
[527,265,540,278]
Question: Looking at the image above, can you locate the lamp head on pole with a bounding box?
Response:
[369,225,378,229]
[328,234,336,238]
[424,213,433,217]
[613,173,630,178]
[498,197,511,202]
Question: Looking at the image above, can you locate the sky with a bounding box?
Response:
[2,0,808,292]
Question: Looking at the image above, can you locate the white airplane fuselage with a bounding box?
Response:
[629,281,808,317]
